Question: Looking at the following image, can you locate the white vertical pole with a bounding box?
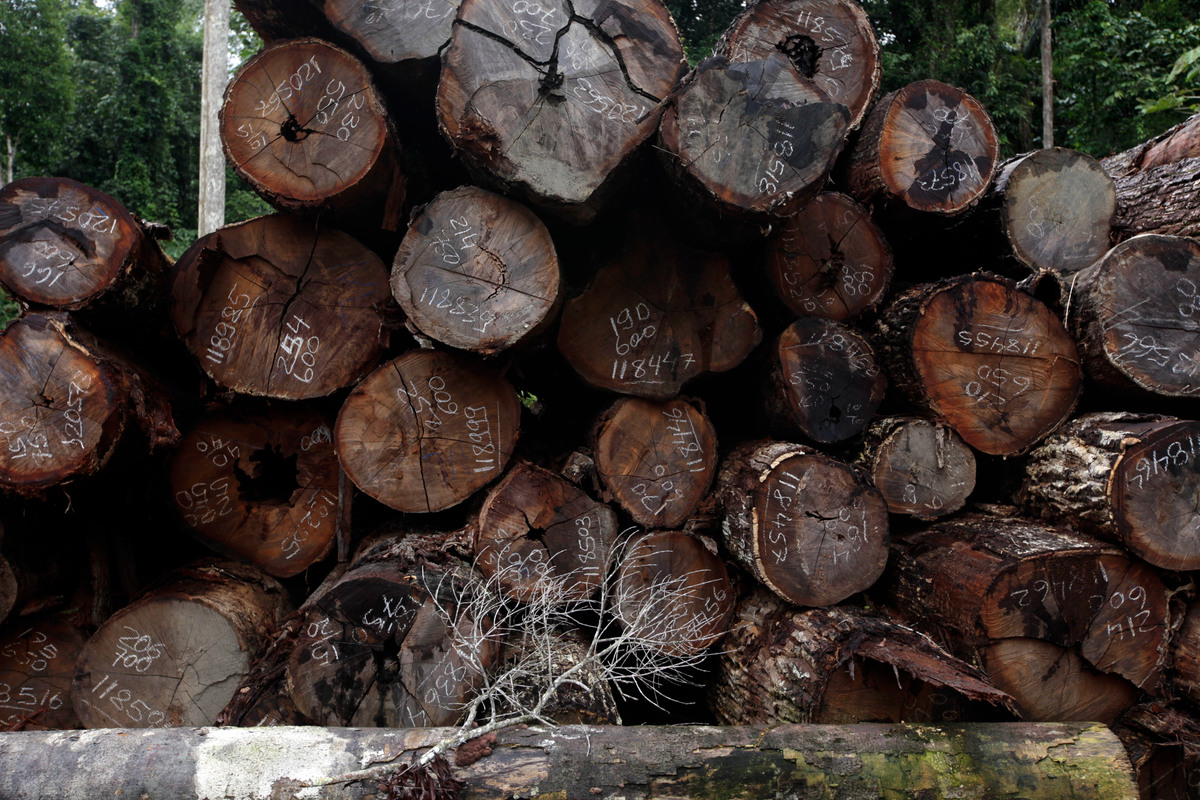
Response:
[199,0,230,237]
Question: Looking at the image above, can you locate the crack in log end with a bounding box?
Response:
[539,63,566,105]
[455,114,506,171]
[777,34,820,80]
[280,114,312,143]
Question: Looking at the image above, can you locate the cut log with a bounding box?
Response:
[1102,111,1200,180]
[592,396,718,529]
[286,534,496,727]
[496,627,620,724]
[988,148,1115,275]
[72,561,288,729]
[0,616,85,730]
[1062,233,1200,398]
[556,222,761,399]
[334,349,520,512]
[717,440,889,607]
[764,315,886,444]
[1102,112,1200,241]
[0,177,167,313]
[852,416,975,520]
[658,53,850,219]
[168,405,340,578]
[1115,702,1200,800]
[436,0,686,223]
[712,588,1013,725]
[471,461,619,602]
[220,38,405,231]
[882,510,1170,698]
[1020,412,1200,572]
[843,79,999,216]
[873,273,1081,455]
[763,191,892,320]
[1173,602,1200,707]
[170,214,392,400]
[611,531,734,658]
[0,722,1140,800]
[390,186,560,355]
[716,0,881,131]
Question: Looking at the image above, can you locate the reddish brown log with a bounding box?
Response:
[220,39,405,231]
[763,192,892,320]
[168,406,339,578]
[334,349,520,512]
[852,416,975,520]
[0,616,85,730]
[1102,112,1200,241]
[391,186,560,355]
[1174,603,1200,708]
[170,215,392,400]
[717,440,889,607]
[1115,703,1200,800]
[873,274,1081,455]
[592,396,718,529]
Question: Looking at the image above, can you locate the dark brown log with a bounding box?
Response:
[763,191,892,320]
[873,273,1081,455]
[0,722,1141,800]
[764,316,886,444]
[1063,234,1200,398]
[592,396,718,529]
[717,440,889,607]
[883,510,1171,702]
[990,148,1116,274]
[712,588,1013,725]
[843,79,999,216]
[1020,412,1200,572]
[0,177,167,312]
[170,214,392,400]
[0,551,63,629]
[390,186,560,355]
[716,0,881,131]
[852,415,975,520]
[1103,112,1200,180]
[286,534,496,727]
[658,53,850,219]
[1102,112,1200,241]
[0,616,85,730]
[168,405,340,578]
[556,223,761,399]
[497,628,620,724]
[72,561,288,729]
[611,530,734,657]
[220,39,405,231]
[436,0,686,223]
[334,349,521,512]
[1115,702,1200,800]
[472,461,619,602]
[1174,602,1200,707]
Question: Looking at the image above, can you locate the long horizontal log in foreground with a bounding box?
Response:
[0,723,1136,799]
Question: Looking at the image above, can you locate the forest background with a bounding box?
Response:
[0,0,1198,306]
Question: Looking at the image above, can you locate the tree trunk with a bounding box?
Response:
[169,214,393,400]
[842,79,999,216]
[390,186,561,355]
[763,191,892,320]
[712,587,1014,725]
[168,405,340,578]
[872,273,1081,455]
[0,615,86,730]
[764,315,886,444]
[219,38,406,232]
[436,0,686,223]
[199,0,230,238]
[556,220,761,399]
[591,396,718,529]
[1114,703,1200,800]
[716,440,889,607]
[1041,0,1053,148]
[716,0,882,131]
[0,722,1140,799]
[1102,112,1200,241]
[72,560,288,729]
[334,350,521,513]
[1062,233,1200,398]
[851,415,976,520]
[658,53,850,220]
[1020,411,1200,572]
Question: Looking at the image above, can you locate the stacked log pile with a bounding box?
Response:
[4,0,1200,794]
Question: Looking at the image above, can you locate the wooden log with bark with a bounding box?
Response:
[220,38,406,232]
[0,616,85,730]
[1102,111,1200,241]
[168,405,340,578]
[1020,412,1200,572]
[333,349,520,512]
[170,214,393,400]
[1174,602,1200,708]
[712,587,1014,725]
[436,0,687,223]
[717,440,889,607]
[71,560,288,729]
[1113,702,1200,800]
[872,273,1081,455]
[851,415,976,520]
[390,185,560,355]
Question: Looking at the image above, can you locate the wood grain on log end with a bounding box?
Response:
[857,416,975,519]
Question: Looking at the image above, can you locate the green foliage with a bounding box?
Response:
[666,0,742,63]
[0,0,74,178]
[0,288,20,328]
